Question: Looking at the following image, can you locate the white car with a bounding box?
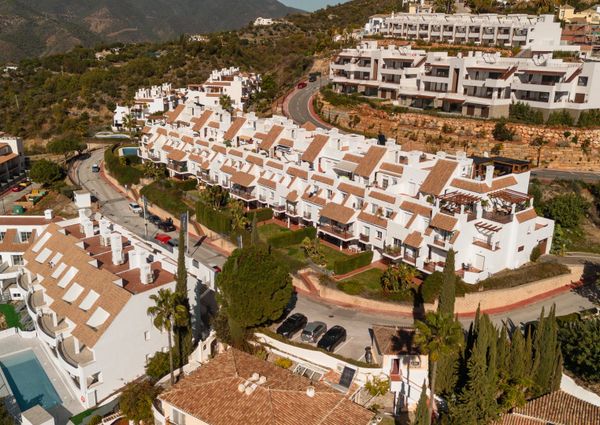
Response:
[128,202,142,214]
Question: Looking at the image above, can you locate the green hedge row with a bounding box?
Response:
[267,226,317,248]
[140,181,190,215]
[245,208,273,222]
[333,250,373,275]
[196,201,232,235]
[104,147,142,186]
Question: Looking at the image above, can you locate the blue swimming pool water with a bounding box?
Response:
[120,147,139,157]
[0,350,61,411]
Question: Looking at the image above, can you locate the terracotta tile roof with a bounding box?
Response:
[162,145,173,152]
[319,202,355,224]
[208,121,220,129]
[493,416,543,425]
[278,138,294,148]
[0,216,62,226]
[449,230,460,244]
[372,325,420,356]
[254,132,268,139]
[167,149,186,162]
[357,211,387,229]
[400,201,432,217]
[257,177,277,190]
[369,190,395,204]
[342,153,362,163]
[379,162,404,176]
[189,154,203,163]
[212,145,227,155]
[191,110,213,132]
[404,231,423,248]
[302,190,327,206]
[224,117,246,141]
[142,126,151,134]
[430,213,458,232]
[287,190,299,202]
[168,131,180,138]
[508,391,600,425]
[0,229,35,253]
[229,149,244,158]
[287,166,309,180]
[165,104,185,124]
[259,125,284,151]
[196,139,209,147]
[157,128,168,136]
[181,135,193,144]
[23,224,132,348]
[338,182,365,198]
[516,208,538,223]
[246,154,264,166]
[266,160,284,170]
[301,121,317,131]
[420,159,459,196]
[220,165,236,175]
[301,135,329,163]
[451,175,518,194]
[231,171,256,187]
[354,146,387,178]
[159,349,373,425]
[312,174,335,186]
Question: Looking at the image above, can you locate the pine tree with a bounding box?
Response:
[414,381,430,425]
[438,249,456,315]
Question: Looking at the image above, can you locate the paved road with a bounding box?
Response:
[532,169,600,183]
[72,149,226,268]
[286,79,329,129]
[0,182,39,214]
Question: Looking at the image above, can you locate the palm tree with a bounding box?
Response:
[147,288,188,385]
[414,312,463,425]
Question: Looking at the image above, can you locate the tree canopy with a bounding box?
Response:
[119,381,160,424]
[29,159,64,186]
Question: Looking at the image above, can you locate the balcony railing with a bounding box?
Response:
[303,212,312,220]
[382,245,402,259]
[482,211,513,224]
[168,162,188,173]
[230,188,256,201]
[359,234,370,243]
[473,238,500,251]
[319,224,356,240]
[286,208,299,216]
[403,254,416,263]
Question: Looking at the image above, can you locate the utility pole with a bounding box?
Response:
[142,196,148,240]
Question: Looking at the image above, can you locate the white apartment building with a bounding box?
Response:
[138,102,554,284]
[113,68,260,131]
[1,194,217,409]
[330,41,600,119]
[0,133,27,187]
[365,12,564,49]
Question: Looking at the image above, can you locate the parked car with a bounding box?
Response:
[301,321,327,343]
[297,81,307,89]
[317,325,347,352]
[18,180,31,189]
[147,214,162,225]
[11,185,24,192]
[158,218,176,232]
[276,313,307,338]
[128,202,142,214]
[154,233,171,245]
[91,164,100,173]
[167,238,179,248]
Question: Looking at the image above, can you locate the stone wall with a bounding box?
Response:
[318,98,600,170]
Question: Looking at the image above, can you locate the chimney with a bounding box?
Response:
[82,219,94,238]
[140,261,153,285]
[306,386,315,398]
[129,250,140,270]
[44,209,53,220]
[110,233,123,265]
[485,165,494,186]
[407,151,420,166]
[99,219,111,246]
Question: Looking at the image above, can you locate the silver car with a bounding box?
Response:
[301,321,327,343]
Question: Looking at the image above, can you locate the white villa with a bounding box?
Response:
[137,102,554,284]
[330,41,600,119]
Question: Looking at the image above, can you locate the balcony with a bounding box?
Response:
[26,291,45,319]
[17,273,30,292]
[359,234,370,243]
[200,174,217,185]
[473,238,500,251]
[230,188,257,201]
[272,204,285,212]
[303,212,312,221]
[168,162,189,174]
[57,337,94,375]
[36,314,67,346]
[382,245,402,260]
[432,237,449,249]
[403,253,417,264]
[319,224,356,241]
[424,261,445,273]
[286,207,299,217]
[482,211,513,224]
[148,154,161,162]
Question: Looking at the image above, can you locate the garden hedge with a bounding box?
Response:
[140,181,190,215]
[267,226,317,248]
[333,250,373,275]
[196,201,232,235]
[104,146,142,186]
[246,208,273,222]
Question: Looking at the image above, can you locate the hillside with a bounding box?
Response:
[0,0,299,61]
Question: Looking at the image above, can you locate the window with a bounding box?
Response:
[385,209,393,218]
[382,178,389,189]
[12,255,23,266]
[192,259,199,268]
[171,409,186,425]
[144,331,150,341]
[376,231,383,240]
[0,232,5,242]
[363,227,370,236]
[20,231,32,242]
[578,76,588,87]
[518,246,524,252]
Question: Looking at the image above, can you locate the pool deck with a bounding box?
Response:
[0,335,84,425]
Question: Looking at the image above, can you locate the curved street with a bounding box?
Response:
[285,79,330,129]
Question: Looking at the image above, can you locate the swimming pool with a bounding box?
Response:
[0,350,61,411]
[119,147,139,157]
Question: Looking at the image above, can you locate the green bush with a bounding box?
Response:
[174,179,198,191]
[577,109,600,128]
[274,357,293,369]
[145,350,182,382]
[420,271,444,303]
[478,262,570,290]
[140,181,190,216]
[492,119,515,141]
[267,226,317,248]
[530,245,541,262]
[333,250,374,275]
[87,415,103,425]
[196,201,232,235]
[546,110,574,127]
[246,208,273,222]
[509,102,543,124]
[104,147,142,186]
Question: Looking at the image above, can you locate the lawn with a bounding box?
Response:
[0,303,22,329]
[319,244,351,270]
[338,268,414,304]
[257,223,291,241]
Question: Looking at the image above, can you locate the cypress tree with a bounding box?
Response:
[438,249,456,315]
[532,305,562,397]
[175,224,193,368]
[496,325,510,383]
[414,381,430,425]
[509,329,527,383]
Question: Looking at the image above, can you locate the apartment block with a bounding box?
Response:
[1,194,217,408]
[138,101,553,284]
[113,68,260,131]
[365,12,563,49]
[0,133,27,188]
[330,41,600,119]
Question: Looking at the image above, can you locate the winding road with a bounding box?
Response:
[285,79,330,129]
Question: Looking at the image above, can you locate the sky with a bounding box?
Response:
[279,0,350,12]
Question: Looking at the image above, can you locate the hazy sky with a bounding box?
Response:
[280,0,350,12]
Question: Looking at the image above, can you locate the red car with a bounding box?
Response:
[11,185,24,192]
[297,81,307,89]
[154,233,172,245]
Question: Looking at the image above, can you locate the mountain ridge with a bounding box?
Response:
[0,0,300,61]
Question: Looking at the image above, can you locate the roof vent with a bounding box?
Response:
[111,233,123,265]
[140,261,153,285]
[44,209,53,220]
[306,386,315,398]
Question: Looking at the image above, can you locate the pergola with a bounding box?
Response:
[475,221,503,233]
[439,191,481,213]
[488,189,531,213]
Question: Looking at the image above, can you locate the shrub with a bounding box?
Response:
[478,262,570,290]
[104,147,142,186]
[274,357,293,369]
[246,208,273,222]
[333,250,374,275]
[420,271,444,303]
[140,181,190,215]
[267,226,317,248]
[492,119,515,141]
[530,245,541,262]
[196,201,232,234]
[509,102,544,124]
[577,109,600,128]
[546,110,574,127]
[174,179,198,191]
[87,416,103,425]
[145,350,181,382]
[542,193,589,229]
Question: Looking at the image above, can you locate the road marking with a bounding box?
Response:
[333,336,353,354]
